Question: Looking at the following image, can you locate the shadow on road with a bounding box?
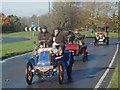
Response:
[71,67,108,82]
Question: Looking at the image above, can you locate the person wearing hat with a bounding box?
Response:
[66,27,75,44]
[50,27,67,66]
[74,29,85,46]
[37,25,51,48]
[51,27,67,47]
[31,25,52,58]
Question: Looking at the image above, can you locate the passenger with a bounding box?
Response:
[66,27,75,44]
[51,27,66,54]
[74,30,84,46]
[50,27,66,66]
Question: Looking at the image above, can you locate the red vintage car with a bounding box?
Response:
[65,39,88,62]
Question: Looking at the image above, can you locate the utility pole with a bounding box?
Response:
[94,0,96,18]
[38,15,39,27]
[49,0,50,18]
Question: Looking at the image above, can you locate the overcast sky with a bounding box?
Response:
[1,0,119,17]
[2,2,50,17]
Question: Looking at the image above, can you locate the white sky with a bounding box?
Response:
[1,0,119,17]
[2,2,50,17]
[1,0,119,2]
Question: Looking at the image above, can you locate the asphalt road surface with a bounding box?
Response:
[1,38,119,89]
[0,37,30,44]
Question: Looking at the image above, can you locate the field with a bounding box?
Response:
[1,31,119,59]
[110,43,119,88]
[1,31,38,59]
[111,62,119,88]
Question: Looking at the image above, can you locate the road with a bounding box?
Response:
[0,37,30,44]
[1,38,119,89]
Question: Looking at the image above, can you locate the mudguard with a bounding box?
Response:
[24,56,31,62]
[33,55,38,66]
[24,56,35,67]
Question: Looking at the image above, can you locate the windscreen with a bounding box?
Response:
[98,27,105,32]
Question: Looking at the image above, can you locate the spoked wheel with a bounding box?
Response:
[82,48,88,62]
[26,62,33,85]
[58,62,64,85]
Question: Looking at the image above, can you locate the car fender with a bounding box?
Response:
[24,56,35,67]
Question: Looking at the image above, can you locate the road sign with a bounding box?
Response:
[24,27,41,31]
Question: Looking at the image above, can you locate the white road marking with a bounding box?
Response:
[94,43,119,89]
[0,52,31,63]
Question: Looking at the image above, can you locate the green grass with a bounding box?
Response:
[111,64,119,88]
[0,31,119,59]
[1,40,36,59]
[1,31,39,38]
[109,32,119,38]
[1,31,38,59]
[79,31,119,38]
[1,31,119,38]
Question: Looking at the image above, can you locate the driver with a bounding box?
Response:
[37,25,51,48]
[74,30,85,45]
[66,27,75,44]
[32,25,51,58]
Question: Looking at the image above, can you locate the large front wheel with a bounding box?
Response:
[26,62,33,85]
[58,62,64,85]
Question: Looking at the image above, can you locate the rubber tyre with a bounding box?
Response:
[26,62,33,85]
[58,62,64,85]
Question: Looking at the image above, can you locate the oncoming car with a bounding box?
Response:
[94,26,109,45]
[24,40,74,85]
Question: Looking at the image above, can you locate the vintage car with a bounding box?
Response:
[24,40,74,85]
[94,26,109,45]
[65,34,88,62]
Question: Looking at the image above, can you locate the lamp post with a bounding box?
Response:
[49,0,50,18]
[38,15,39,27]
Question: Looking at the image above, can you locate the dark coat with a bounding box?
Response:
[66,31,75,43]
[38,31,51,47]
[51,31,68,46]
[38,31,51,41]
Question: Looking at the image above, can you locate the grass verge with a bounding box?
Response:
[79,31,119,38]
[1,31,38,59]
[1,31,39,38]
[111,49,119,88]
[1,31,119,59]
[1,40,36,59]
[111,63,119,88]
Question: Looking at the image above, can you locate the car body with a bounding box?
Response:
[94,26,109,45]
[24,46,74,85]
[65,35,88,62]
